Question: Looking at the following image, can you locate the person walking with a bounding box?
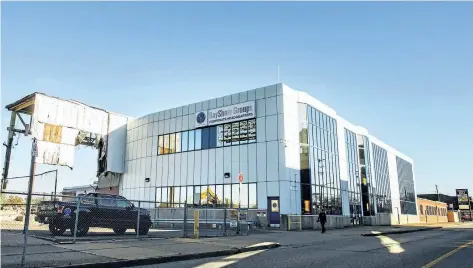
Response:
[317,209,327,233]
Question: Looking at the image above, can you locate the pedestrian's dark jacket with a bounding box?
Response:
[318,212,327,224]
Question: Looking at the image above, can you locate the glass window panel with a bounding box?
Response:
[308,107,313,123]
[169,133,176,153]
[240,121,248,144]
[200,186,208,206]
[195,129,202,150]
[209,126,217,148]
[207,185,216,207]
[201,128,210,150]
[232,184,240,208]
[181,131,188,152]
[215,185,223,207]
[158,136,164,155]
[240,183,249,208]
[217,125,224,147]
[180,187,186,208]
[173,187,180,207]
[193,186,200,206]
[188,130,195,150]
[175,132,181,153]
[162,187,168,207]
[163,134,170,154]
[249,183,257,208]
[223,124,232,146]
[224,184,231,208]
[231,122,240,145]
[155,188,162,208]
[315,110,320,127]
[186,186,193,205]
[248,119,256,143]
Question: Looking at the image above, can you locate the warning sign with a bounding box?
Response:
[238,173,244,183]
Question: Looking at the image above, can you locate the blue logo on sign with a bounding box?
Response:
[64,208,71,216]
[196,112,206,124]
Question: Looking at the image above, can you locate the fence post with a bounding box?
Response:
[73,195,81,243]
[136,201,141,239]
[194,209,199,239]
[183,202,187,238]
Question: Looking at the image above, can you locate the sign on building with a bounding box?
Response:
[456,189,470,210]
[195,101,255,128]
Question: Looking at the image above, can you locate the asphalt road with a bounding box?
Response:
[136,228,473,268]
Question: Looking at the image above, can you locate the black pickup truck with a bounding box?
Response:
[35,193,152,236]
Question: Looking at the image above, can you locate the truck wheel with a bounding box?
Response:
[113,228,127,235]
[49,223,66,236]
[135,225,150,235]
[70,221,90,236]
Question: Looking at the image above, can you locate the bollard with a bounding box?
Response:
[194,210,199,239]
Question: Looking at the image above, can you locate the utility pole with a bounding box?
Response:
[21,138,37,266]
[435,185,439,223]
[2,112,17,190]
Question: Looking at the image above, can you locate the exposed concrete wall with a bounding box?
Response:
[281,215,351,231]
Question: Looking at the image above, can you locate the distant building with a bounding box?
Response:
[62,185,97,202]
[417,198,448,223]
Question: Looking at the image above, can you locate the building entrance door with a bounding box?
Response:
[267,197,280,227]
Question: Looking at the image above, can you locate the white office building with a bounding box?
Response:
[119,83,419,226]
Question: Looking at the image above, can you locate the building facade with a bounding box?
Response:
[417,198,448,224]
[119,83,419,225]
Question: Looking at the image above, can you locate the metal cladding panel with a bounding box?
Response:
[150,156,157,187]
[257,182,268,209]
[266,141,279,181]
[201,150,209,185]
[181,152,188,186]
[187,151,194,185]
[175,153,181,186]
[194,150,202,185]
[248,143,257,183]
[208,149,216,185]
[256,142,267,182]
[216,148,224,184]
[107,123,127,173]
[36,140,75,167]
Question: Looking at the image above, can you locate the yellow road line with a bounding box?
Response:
[422,240,473,268]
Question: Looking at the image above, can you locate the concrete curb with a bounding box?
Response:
[52,243,280,268]
[361,227,442,236]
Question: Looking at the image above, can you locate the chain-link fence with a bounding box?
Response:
[1,191,257,243]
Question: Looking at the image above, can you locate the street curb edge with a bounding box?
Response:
[361,227,442,236]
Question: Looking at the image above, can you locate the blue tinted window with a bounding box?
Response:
[188,130,195,150]
[181,131,188,152]
[201,128,210,150]
[195,129,202,150]
[209,126,217,148]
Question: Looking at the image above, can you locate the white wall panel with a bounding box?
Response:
[170,118,176,133]
[164,119,170,134]
[162,155,169,187]
[216,148,224,184]
[265,84,277,98]
[171,108,177,118]
[277,114,284,141]
[136,141,141,160]
[182,105,189,115]
[217,97,224,108]
[182,115,189,131]
[147,123,153,137]
[142,138,147,158]
[256,99,266,118]
[145,156,152,182]
[231,93,240,105]
[153,112,159,122]
[168,154,175,186]
[156,157,163,186]
[175,154,181,186]
[257,182,267,209]
[151,156,157,187]
[152,136,158,156]
[266,141,279,181]
[239,91,248,103]
[195,102,202,112]
[194,151,202,185]
[257,143,267,182]
[248,89,256,101]
[248,143,257,183]
[141,125,146,139]
[209,99,217,109]
[239,145,248,183]
[256,87,265,100]
[231,146,240,184]
[188,115,194,131]
[267,181,279,196]
[187,151,194,186]
[165,109,171,119]
[276,95,284,114]
[181,153,188,186]
[278,142,288,182]
[146,137,153,157]
[265,115,278,141]
[175,117,182,132]
[224,95,232,106]
[265,97,277,116]
[176,107,182,117]
[223,147,232,184]
[202,100,209,110]
[201,150,209,185]
[158,121,165,135]
[188,103,196,114]
[256,117,266,143]
[208,149,216,185]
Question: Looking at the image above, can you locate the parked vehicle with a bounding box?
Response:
[35,193,152,236]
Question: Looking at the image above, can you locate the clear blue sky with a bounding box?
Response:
[1,2,472,196]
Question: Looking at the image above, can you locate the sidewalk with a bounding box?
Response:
[2,224,467,268]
